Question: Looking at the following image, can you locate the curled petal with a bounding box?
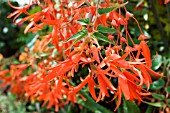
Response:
[91,45,100,63]
[97,75,109,101]
[88,76,98,100]
[144,65,163,77]
[114,86,122,111]
[140,41,152,68]
[118,76,130,100]
[69,75,91,95]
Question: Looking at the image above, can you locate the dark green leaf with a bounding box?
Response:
[145,106,153,113]
[65,29,87,42]
[144,101,164,107]
[150,79,165,90]
[165,86,170,93]
[69,82,112,113]
[93,32,115,45]
[98,7,115,15]
[77,91,113,113]
[123,99,140,113]
[117,99,123,113]
[98,2,128,15]
[167,99,170,106]
[152,93,165,100]
[97,25,116,33]
[77,18,90,25]
[152,55,162,70]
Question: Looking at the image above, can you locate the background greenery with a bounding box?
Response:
[0,0,170,113]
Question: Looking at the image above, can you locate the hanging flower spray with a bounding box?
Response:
[0,0,167,111]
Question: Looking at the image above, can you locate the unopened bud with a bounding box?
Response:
[126,11,133,20]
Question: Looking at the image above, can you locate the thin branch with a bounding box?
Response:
[93,0,101,31]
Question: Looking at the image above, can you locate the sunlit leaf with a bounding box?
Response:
[40,53,50,57]
[144,101,164,107]
[65,34,87,51]
[51,48,57,58]
[93,32,115,45]
[65,29,87,42]
[77,18,90,25]
[136,0,144,7]
[152,55,162,70]
[27,34,38,50]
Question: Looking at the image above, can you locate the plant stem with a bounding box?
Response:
[93,0,101,31]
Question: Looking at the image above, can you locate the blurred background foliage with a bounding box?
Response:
[0,1,27,57]
[0,0,170,113]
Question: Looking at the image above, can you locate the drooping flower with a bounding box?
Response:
[2,0,163,112]
[164,0,170,4]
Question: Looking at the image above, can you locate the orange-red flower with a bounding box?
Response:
[165,0,170,4]
[2,0,163,112]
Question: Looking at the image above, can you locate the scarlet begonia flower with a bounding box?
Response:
[7,0,31,22]
[0,64,29,98]
[3,0,164,112]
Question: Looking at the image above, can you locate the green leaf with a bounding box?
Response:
[152,93,165,100]
[93,32,115,45]
[123,99,140,113]
[65,34,86,51]
[145,106,153,113]
[77,91,113,113]
[77,1,91,8]
[152,55,162,70]
[51,49,57,58]
[144,101,164,107]
[97,25,116,33]
[77,18,90,25]
[69,82,112,113]
[167,99,170,106]
[117,99,123,113]
[98,7,116,15]
[39,53,50,57]
[150,79,165,90]
[98,2,128,15]
[136,0,144,7]
[65,29,87,42]
[27,34,38,50]
[165,86,170,93]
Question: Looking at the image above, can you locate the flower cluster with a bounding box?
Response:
[0,0,164,111]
